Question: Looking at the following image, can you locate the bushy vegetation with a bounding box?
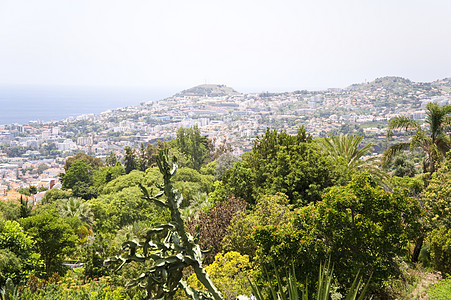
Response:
[2,119,451,299]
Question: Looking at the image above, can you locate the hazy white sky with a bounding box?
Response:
[1,0,450,92]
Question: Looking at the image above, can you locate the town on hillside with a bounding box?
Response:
[1,76,451,201]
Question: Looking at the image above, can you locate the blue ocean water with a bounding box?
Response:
[0,85,174,125]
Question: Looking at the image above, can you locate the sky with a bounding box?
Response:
[1,0,451,93]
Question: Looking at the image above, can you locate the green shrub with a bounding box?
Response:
[429,226,451,275]
[187,251,255,300]
[428,276,451,300]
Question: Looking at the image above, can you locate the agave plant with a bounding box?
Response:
[249,260,371,300]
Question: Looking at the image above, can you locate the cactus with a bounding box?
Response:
[108,150,223,300]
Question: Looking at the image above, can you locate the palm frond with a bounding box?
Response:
[426,103,451,139]
[318,134,374,170]
[382,142,410,167]
[386,116,419,138]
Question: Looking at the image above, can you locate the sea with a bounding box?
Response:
[0,85,174,126]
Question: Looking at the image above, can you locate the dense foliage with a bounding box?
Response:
[3,126,451,299]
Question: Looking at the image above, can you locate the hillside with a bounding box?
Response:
[174,84,241,98]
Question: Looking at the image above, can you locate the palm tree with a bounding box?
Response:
[58,197,95,243]
[58,197,94,226]
[318,134,385,182]
[383,102,451,262]
[383,102,451,174]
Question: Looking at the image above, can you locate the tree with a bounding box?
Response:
[215,152,240,180]
[383,102,451,174]
[58,197,94,227]
[41,188,72,205]
[105,151,118,167]
[62,160,91,189]
[317,134,384,183]
[187,251,254,300]
[0,220,39,286]
[20,211,78,277]
[383,102,451,262]
[174,126,212,170]
[392,153,418,177]
[124,146,137,174]
[88,185,169,233]
[64,152,104,171]
[186,196,247,263]
[136,142,158,171]
[36,163,49,175]
[223,193,295,259]
[0,201,20,220]
[19,196,32,218]
[303,173,421,289]
[422,154,451,272]
[92,164,125,192]
[215,127,338,206]
[62,154,103,198]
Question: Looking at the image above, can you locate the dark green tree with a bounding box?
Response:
[302,173,421,289]
[105,151,118,166]
[214,127,338,206]
[124,146,137,174]
[20,211,77,277]
[62,160,92,190]
[175,126,212,170]
[64,152,104,171]
[19,196,32,219]
[392,153,418,177]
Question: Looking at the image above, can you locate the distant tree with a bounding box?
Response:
[36,163,49,175]
[64,152,104,171]
[28,186,37,195]
[105,151,118,166]
[215,152,240,180]
[392,153,418,177]
[124,146,137,174]
[175,126,212,170]
[62,160,92,190]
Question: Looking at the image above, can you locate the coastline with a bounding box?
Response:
[0,85,172,126]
